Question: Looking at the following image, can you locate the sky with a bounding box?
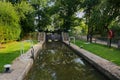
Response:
[76,12,85,18]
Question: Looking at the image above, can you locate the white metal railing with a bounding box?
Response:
[69,36,76,44]
[20,40,33,59]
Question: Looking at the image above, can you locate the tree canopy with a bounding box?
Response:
[0,0,120,43]
[0,1,20,43]
[0,1,34,43]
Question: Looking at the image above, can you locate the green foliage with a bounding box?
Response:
[37,7,51,31]
[82,0,120,37]
[20,12,35,38]
[0,25,21,43]
[1,0,120,42]
[0,1,21,43]
[15,1,35,38]
[57,0,82,31]
[32,0,83,31]
[109,21,120,37]
[0,2,19,25]
[72,21,87,35]
[31,0,49,7]
[0,1,35,43]
[15,1,34,19]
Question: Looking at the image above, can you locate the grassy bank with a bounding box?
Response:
[0,41,37,72]
[74,40,120,66]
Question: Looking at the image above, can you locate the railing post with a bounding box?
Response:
[69,36,75,44]
[31,46,34,60]
[20,40,34,59]
[118,40,120,48]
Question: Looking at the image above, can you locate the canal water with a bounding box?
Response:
[24,42,109,80]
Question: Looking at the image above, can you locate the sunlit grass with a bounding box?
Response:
[0,41,37,72]
[74,40,120,66]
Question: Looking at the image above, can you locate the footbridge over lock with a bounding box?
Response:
[37,31,70,42]
[45,32,69,42]
[46,32,62,41]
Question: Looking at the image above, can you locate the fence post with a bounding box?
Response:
[118,40,120,48]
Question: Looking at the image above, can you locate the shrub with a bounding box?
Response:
[0,1,21,43]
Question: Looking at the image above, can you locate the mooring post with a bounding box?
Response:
[20,42,24,56]
[38,32,40,42]
[31,46,34,60]
[4,64,11,73]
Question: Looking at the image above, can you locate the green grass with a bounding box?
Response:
[74,40,120,66]
[0,41,37,72]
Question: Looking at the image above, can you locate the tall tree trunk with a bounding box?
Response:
[89,34,92,43]
[105,24,111,47]
[87,27,93,43]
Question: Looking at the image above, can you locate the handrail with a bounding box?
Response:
[20,40,34,59]
[69,36,75,44]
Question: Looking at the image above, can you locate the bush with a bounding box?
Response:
[0,1,21,43]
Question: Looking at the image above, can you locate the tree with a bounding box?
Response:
[82,0,100,42]
[72,20,87,36]
[82,0,120,42]
[30,0,54,31]
[56,0,82,31]
[15,1,34,37]
[0,1,21,43]
[37,7,51,31]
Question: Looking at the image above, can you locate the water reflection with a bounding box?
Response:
[24,42,109,80]
[73,58,85,65]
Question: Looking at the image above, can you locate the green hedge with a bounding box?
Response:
[0,1,21,43]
